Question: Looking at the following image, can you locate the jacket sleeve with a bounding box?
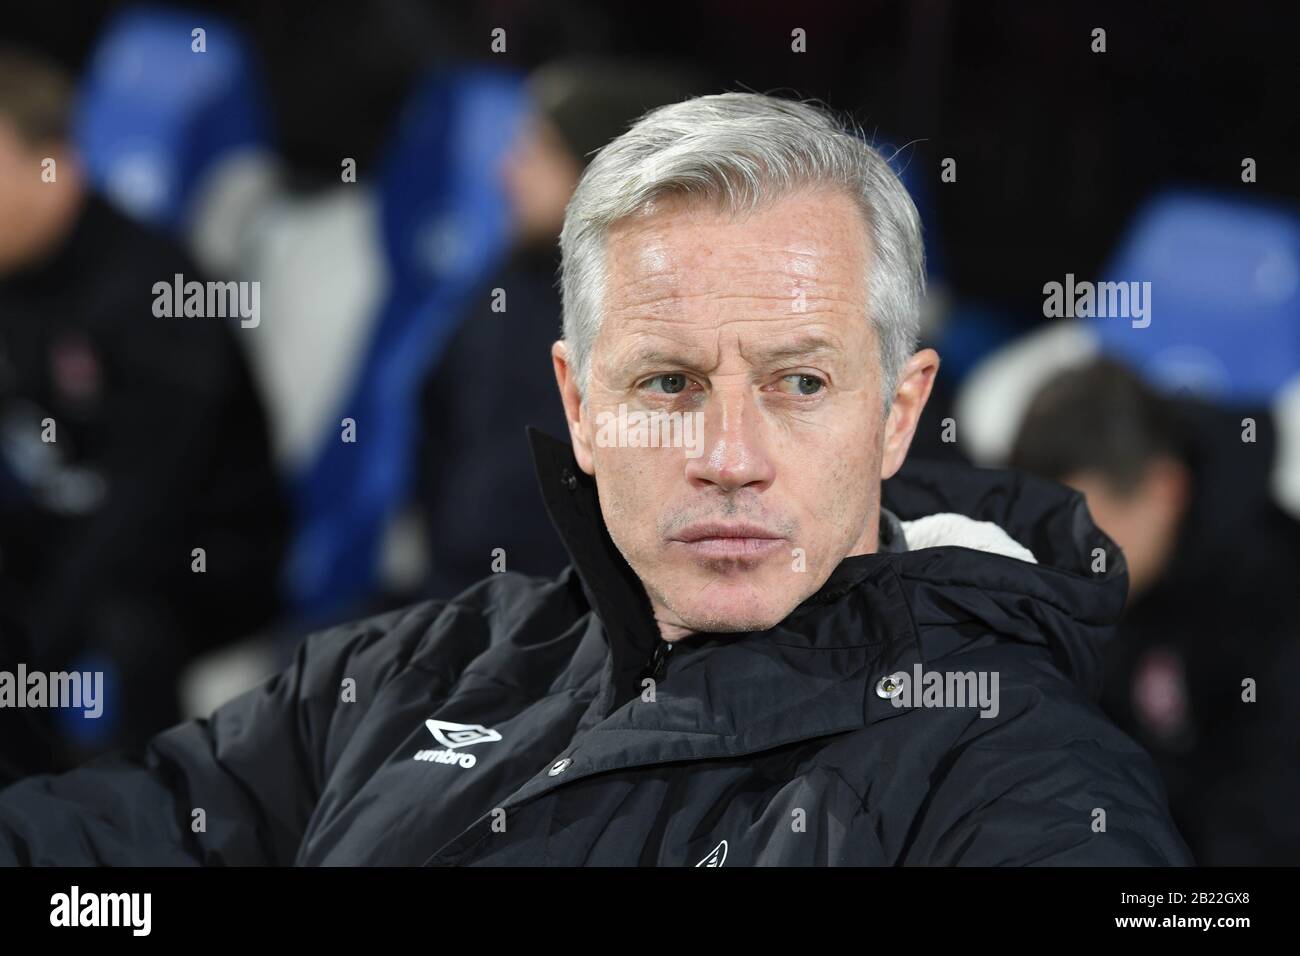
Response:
[899,678,1197,866]
[0,601,447,866]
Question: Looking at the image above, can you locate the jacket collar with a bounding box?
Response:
[527,426,662,706]
[527,427,916,710]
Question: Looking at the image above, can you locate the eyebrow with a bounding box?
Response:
[617,344,715,374]
[614,332,845,376]
[743,333,844,366]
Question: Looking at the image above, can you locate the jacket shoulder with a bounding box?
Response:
[306,569,585,690]
[824,653,1193,865]
[909,657,1192,864]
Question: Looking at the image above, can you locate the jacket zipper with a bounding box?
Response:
[647,639,674,682]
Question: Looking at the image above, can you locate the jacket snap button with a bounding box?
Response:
[559,468,578,491]
[548,757,572,776]
[876,672,907,699]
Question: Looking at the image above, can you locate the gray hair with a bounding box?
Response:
[558,91,925,405]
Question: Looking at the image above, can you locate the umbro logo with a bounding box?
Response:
[425,719,502,749]
[414,719,502,769]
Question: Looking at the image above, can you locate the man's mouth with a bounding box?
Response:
[669,521,787,560]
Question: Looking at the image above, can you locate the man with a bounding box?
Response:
[0,48,287,773]
[0,92,1190,865]
[1010,358,1300,864]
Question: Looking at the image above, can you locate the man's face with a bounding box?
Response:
[554,186,936,639]
[1064,459,1189,600]
[0,120,82,275]
[0,120,41,271]
[499,114,580,247]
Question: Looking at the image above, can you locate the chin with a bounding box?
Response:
[666,576,796,635]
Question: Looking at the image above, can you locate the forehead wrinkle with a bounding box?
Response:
[608,226,858,294]
[609,285,863,325]
[738,327,848,366]
[605,326,720,376]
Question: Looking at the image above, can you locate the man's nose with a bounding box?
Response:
[683,386,776,492]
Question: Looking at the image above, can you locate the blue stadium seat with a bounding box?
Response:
[1093,191,1300,405]
[286,68,527,620]
[75,8,271,230]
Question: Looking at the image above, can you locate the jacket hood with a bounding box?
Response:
[882,458,1128,701]
[527,428,1128,704]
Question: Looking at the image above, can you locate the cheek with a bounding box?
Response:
[788,414,881,523]
[592,447,673,550]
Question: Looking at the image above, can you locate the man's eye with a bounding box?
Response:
[641,374,691,394]
[776,374,825,396]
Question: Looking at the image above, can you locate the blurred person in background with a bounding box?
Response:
[1009,358,1300,864]
[414,59,704,600]
[0,47,288,774]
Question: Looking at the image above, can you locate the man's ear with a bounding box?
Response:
[881,348,940,481]
[552,340,595,475]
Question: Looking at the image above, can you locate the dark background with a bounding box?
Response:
[8,0,1298,325]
